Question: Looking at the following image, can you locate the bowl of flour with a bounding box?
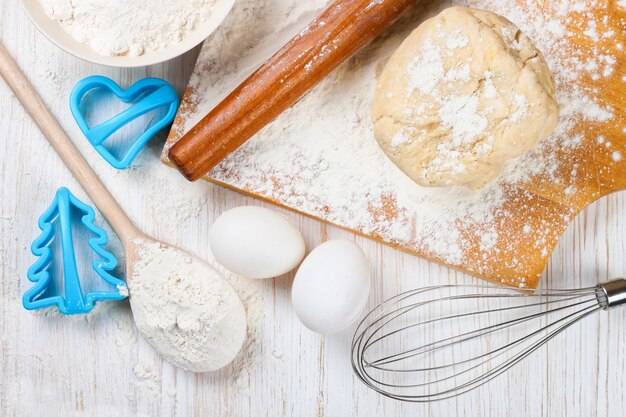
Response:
[21,0,236,67]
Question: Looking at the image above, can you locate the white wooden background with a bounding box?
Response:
[1,1,626,416]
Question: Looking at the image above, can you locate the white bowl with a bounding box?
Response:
[20,0,236,67]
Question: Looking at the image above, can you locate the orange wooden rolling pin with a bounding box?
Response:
[169,0,420,181]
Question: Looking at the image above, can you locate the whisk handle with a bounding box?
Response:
[597,279,626,309]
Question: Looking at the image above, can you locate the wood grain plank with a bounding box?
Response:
[163,0,626,289]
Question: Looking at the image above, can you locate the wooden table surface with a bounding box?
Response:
[1,1,626,416]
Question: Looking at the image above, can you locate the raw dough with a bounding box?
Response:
[372,6,559,189]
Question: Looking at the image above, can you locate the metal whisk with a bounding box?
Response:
[351,278,626,402]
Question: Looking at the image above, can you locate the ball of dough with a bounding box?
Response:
[372,6,559,189]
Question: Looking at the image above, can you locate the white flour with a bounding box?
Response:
[128,238,247,372]
[110,149,210,227]
[164,0,622,287]
[131,358,162,399]
[407,39,444,95]
[40,0,217,56]
[105,272,263,395]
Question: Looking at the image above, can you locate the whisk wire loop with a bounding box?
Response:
[352,280,626,402]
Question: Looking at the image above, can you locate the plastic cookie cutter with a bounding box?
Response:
[69,75,179,169]
[24,187,128,315]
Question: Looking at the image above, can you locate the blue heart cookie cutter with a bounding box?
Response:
[24,187,128,315]
[70,75,179,169]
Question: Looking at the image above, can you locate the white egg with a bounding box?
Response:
[291,239,371,334]
[210,206,305,279]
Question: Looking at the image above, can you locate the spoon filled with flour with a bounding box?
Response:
[127,237,247,372]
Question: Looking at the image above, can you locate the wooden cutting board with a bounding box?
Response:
[163,0,625,289]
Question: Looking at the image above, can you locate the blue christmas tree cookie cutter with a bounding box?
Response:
[24,187,128,315]
[69,75,179,169]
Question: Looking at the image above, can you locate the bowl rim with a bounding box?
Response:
[20,0,237,67]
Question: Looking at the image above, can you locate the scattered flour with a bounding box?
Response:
[446,29,469,49]
[109,302,138,352]
[438,95,488,147]
[482,72,497,98]
[29,298,120,319]
[164,0,621,287]
[40,0,217,56]
[391,131,410,148]
[117,284,129,297]
[106,269,263,392]
[109,145,210,228]
[131,358,162,399]
[128,238,247,372]
[510,94,529,122]
[406,39,444,95]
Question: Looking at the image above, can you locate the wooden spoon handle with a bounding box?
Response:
[169,0,419,181]
[0,42,138,243]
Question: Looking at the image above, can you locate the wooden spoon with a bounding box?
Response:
[0,42,247,372]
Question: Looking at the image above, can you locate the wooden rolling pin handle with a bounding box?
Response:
[169,0,420,181]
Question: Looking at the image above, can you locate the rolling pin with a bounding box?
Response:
[168,0,420,181]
